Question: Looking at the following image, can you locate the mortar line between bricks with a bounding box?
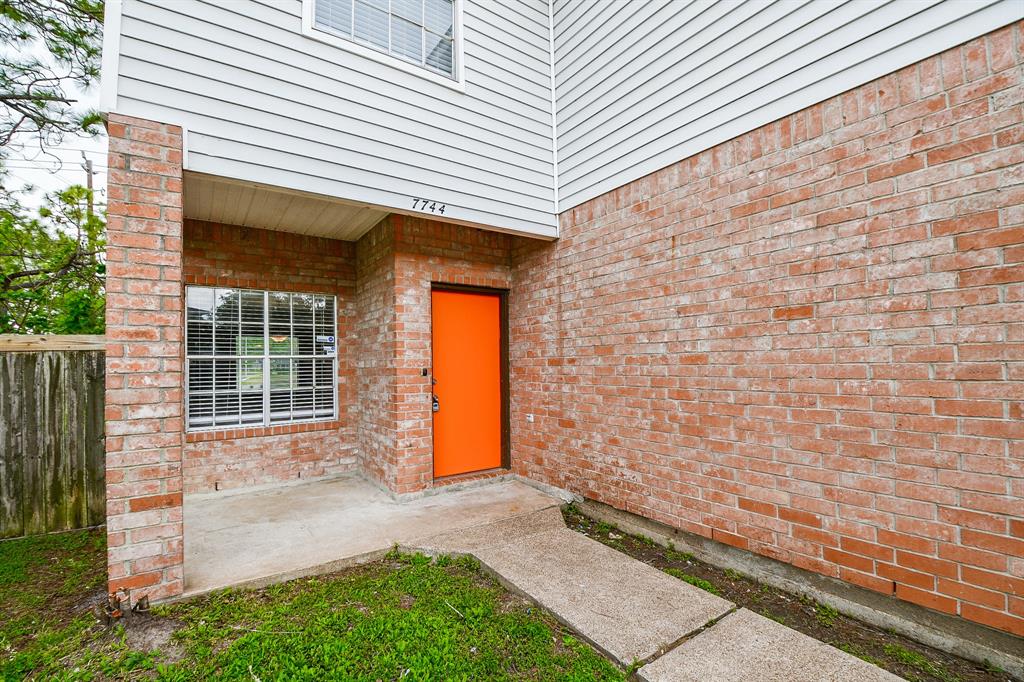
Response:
[634,605,742,670]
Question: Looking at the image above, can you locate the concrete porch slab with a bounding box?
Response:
[637,608,901,682]
[183,475,558,596]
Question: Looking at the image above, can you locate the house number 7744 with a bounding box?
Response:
[412,198,446,214]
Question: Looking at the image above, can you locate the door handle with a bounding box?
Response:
[432,394,440,413]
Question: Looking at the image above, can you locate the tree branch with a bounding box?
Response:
[0,94,76,103]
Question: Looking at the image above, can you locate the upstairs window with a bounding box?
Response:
[185,286,338,431]
[312,0,456,79]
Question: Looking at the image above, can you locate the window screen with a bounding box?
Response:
[186,286,337,430]
[314,0,455,78]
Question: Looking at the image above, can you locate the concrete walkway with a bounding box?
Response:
[418,508,732,665]
[415,504,900,681]
[638,608,897,682]
[185,476,899,680]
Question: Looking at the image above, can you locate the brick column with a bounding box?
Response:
[354,215,514,495]
[105,114,185,604]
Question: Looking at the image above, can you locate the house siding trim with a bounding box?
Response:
[98,0,122,112]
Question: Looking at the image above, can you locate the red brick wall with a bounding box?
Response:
[392,215,513,493]
[355,218,398,488]
[510,24,1024,635]
[181,220,358,492]
[356,214,513,493]
[105,114,185,604]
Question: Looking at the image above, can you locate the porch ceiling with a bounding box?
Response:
[183,172,389,241]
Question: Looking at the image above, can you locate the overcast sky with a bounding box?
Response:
[4,47,108,213]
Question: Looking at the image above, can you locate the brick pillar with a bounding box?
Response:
[355,219,399,491]
[105,114,185,604]
[355,215,515,495]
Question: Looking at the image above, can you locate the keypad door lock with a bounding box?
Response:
[431,394,440,413]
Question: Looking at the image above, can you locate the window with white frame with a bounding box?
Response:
[312,0,456,78]
[185,286,337,430]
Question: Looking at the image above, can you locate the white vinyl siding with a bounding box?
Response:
[552,0,1023,212]
[106,0,1020,231]
[113,0,557,238]
[185,286,338,431]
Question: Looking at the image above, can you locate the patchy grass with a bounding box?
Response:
[837,642,886,668]
[0,528,116,679]
[815,602,840,628]
[662,568,721,596]
[562,505,1016,682]
[884,643,962,682]
[665,546,693,563]
[1,532,624,680]
[156,551,624,680]
[0,528,105,605]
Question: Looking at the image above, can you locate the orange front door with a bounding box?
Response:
[431,289,503,478]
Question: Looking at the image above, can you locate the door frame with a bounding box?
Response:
[429,283,511,477]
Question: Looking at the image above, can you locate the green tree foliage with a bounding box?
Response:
[0,0,105,147]
[0,184,104,333]
[1,0,106,333]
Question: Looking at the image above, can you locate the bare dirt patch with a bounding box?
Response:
[123,615,186,663]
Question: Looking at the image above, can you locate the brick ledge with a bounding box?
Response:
[185,419,344,442]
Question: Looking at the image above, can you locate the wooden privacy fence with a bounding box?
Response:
[0,335,106,539]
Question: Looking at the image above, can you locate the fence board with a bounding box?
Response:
[0,347,105,539]
[0,356,24,537]
[0,335,104,351]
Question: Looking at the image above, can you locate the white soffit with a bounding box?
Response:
[183,171,389,241]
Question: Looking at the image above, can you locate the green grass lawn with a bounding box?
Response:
[0,529,624,681]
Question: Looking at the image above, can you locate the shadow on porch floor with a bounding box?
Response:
[182,475,559,597]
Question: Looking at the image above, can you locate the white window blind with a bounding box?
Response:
[314,0,455,78]
[185,286,338,430]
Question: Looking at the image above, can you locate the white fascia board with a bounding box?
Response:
[98,0,123,113]
[547,0,560,234]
